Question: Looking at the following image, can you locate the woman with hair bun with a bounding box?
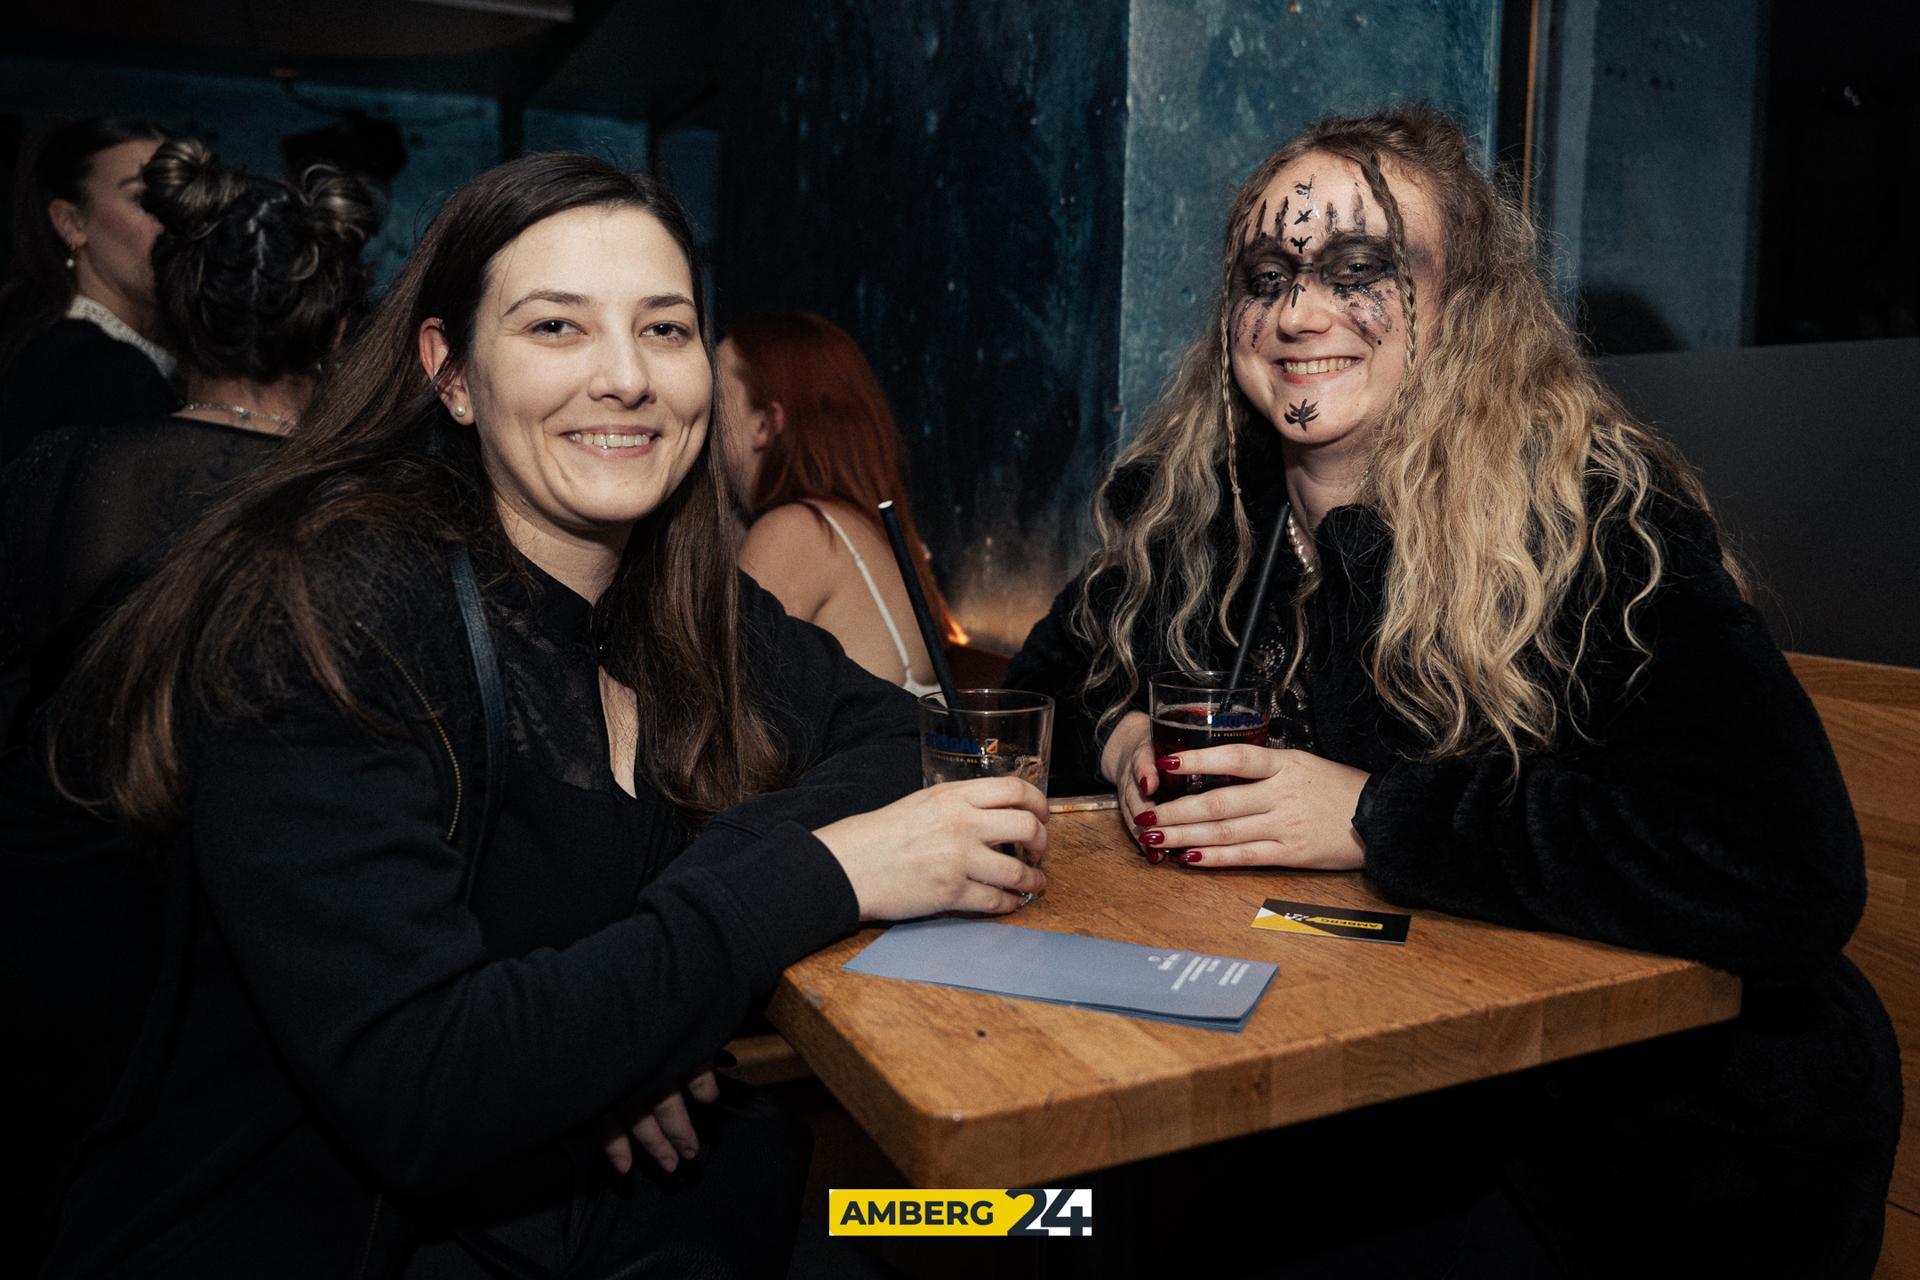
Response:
[0,140,377,1261]
[0,116,172,463]
[2,138,379,741]
[1010,103,1896,1274]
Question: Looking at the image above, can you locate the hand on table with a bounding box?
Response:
[604,1067,720,1174]
[1124,734,1371,871]
[816,776,1050,921]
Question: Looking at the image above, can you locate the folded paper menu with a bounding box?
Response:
[844,918,1278,1033]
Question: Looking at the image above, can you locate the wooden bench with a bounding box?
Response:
[1787,653,1920,1278]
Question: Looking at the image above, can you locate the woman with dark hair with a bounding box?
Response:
[2,138,379,741]
[718,311,957,693]
[1010,104,1896,1275]
[0,116,173,462]
[36,153,1044,1277]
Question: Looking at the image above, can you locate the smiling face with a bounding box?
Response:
[424,205,712,580]
[1227,151,1442,453]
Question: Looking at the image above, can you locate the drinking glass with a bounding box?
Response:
[1148,670,1271,799]
[918,689,1053,865]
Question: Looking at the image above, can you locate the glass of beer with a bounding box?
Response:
[918,689,1053,865]
[1148,671,1270,798]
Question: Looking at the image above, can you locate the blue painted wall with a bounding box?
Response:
[0,55,647,284]
[1120,0,1502,426]
[1566,1,1764,352]
[717,3,1130,649]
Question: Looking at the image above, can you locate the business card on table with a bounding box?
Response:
[1252,898,1411,944]
[845,918,1277,1033]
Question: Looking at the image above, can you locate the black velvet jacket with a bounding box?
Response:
[1008,459,1900,1278]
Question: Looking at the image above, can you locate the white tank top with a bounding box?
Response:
[814,506,940,698]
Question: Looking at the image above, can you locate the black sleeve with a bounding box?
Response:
[1357,504,1865,979]
[700,572,923,847]
[190,611,864,1198]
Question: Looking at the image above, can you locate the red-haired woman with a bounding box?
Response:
[717,311,957,693]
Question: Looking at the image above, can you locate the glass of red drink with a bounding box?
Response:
[1148,671,1271,798]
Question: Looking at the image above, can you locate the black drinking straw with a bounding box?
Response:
[877,500,966,724]
[1225,500,1293,693]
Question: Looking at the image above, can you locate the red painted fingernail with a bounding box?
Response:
[1146,850,1165,865]
[1138,774,1151,792]
[1141,830,1164,847]
[1181,850,1204,864]
[1134,809,1157,827]
[1157,756,1181,772]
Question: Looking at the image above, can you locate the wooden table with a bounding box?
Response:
[768,806,1742,1188]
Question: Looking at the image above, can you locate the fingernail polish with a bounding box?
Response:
[1133,809,1157,827]
[1156,755,1181,772]
[1138,774,1151,793]
[1141,830,1164,847]
[1181,850,1204,864]
[1146,850,1165,865]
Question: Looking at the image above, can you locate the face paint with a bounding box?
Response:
[1228,152,1441,454]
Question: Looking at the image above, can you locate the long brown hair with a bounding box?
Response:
[1075,103,1737,761]
[54,152,784,828]
[726,310,961,642]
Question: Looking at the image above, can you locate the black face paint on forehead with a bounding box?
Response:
[1289,236,1310,253]
[1272,196,1289,238]
[1295,176,1314,197]
[1350,185,1367,233]
[1294,208,1312,224]
[1326,206,1339,236]
[1284,400,1319,430]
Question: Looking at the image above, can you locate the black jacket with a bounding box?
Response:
[1008,462,1900,1278]
[0,320,177,467]
[44,534,919,1276]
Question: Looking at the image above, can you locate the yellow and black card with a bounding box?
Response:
[1252,898,1410,944]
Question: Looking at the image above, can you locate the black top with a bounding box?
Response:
[43,528,918,1275]
[0,415,279,745]
[1007,461,1901,1278]
[0,417,283,1265]
[0,319,178,468]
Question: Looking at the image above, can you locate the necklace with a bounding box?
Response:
[1286,509,1319,575]
[180,401,297,433]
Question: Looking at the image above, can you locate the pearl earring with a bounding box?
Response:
[64,249,76,270]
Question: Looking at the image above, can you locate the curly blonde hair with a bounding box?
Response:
[1073,103,1738,763]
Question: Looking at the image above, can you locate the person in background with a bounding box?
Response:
[1009,104,1897,1276]
[2,137,379,740]
[0,116,173,463]
[0,138,377,1264]
[34,153,1044,1277]
[718,310,957,694]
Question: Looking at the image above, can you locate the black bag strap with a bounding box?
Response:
[450,545,507,904]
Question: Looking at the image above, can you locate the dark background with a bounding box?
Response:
[2,0,1913,662]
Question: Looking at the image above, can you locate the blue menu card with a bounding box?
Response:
[844,918,1278,1033]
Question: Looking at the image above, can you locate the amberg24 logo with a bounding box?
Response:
[829,1187,1093,1237]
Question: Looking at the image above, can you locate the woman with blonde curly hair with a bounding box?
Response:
[1009,103,1896,1274]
